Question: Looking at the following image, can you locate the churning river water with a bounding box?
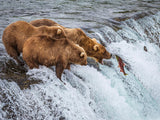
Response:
[0,0,160,120]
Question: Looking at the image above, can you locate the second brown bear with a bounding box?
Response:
[23,35,87,82]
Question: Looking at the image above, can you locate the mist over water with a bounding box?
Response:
[0,0,160,120]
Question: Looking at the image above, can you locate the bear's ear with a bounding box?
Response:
[80,52,85,58]
[93,45,99,51]
[75,44,80,47]
[57,29,62,35]
[92,38,97,42]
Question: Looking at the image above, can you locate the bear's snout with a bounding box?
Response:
[105,52,112,59]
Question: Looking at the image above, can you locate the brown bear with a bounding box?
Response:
[30,19,112,64]
[30,19,65,29]
[23,35,87,82]
[2,21,66,65]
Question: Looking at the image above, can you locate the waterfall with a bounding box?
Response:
[0,11,160,120]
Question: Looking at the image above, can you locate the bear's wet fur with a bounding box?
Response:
[23,35,87,81]
[30,19,112,64]
[2,21,66,64]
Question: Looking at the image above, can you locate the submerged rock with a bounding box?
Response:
[87,57,99,70]
[0,59,42,89]
[144,46,148,52]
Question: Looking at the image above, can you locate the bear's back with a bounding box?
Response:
[3,21,34,38]
[24,35,68,52]
[30,19,59,27]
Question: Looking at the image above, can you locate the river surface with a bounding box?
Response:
[0,0,160,120]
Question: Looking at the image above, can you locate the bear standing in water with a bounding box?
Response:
[30,19,112,64]
[2,21,66,65]
[23,35,87,82]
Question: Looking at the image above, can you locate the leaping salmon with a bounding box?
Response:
[116,55,128,76]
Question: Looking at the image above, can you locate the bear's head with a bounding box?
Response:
[76,29,112,64]
[89,38,112,64]
[68,41,87,66]
[42,26,67,40]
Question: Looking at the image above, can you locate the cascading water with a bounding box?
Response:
[95,11,160,120]
[0,0,160,120]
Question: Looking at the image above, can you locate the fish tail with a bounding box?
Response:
[124,73,128,76]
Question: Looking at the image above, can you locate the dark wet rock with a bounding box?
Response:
[1,58,27,74]
[133,10,158,20]
[106,19,122,32]
[87,58,99,70]
[103,60,113,67]
[1,94,18,119]
[113,16,130,22]
[59,116,65,120]
[0,58,42,90]
[87,58,113,70]
[112,10,158,23]
[144,46,148,52]
[111,25,122,32]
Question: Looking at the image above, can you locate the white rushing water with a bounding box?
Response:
[0,12,160,120]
